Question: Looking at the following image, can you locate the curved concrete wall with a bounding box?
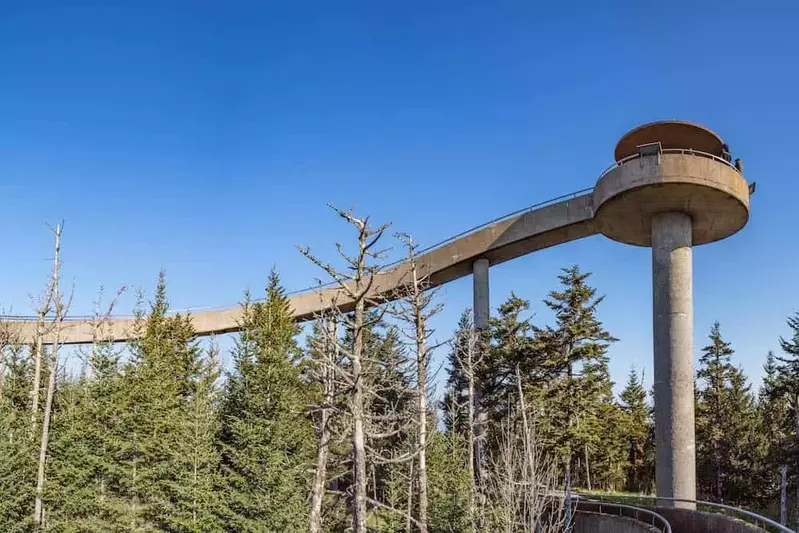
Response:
[651,507,764,533]
[593,153,750,246]
[574,511,660,533]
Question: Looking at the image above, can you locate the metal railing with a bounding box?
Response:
[597,148,740,181]
[571,498,672,533]
[578,493,794,533]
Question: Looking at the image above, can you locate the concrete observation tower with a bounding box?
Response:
[592,121,750,503]
[5,119,752,507]
[473,120,750,505]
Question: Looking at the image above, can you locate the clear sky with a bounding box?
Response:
[1,1,798,395]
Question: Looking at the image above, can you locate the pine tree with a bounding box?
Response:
[0,344,36,532]
[171,344,224,532]
[758,351,792,504]
[695,322,735,501]
[117,272,211,530]
[533,266,617,490]
[218,270,313,532]
[44,326,131,532]
[442,311,473,436]
[775,313,799,527]
[426,430,472,533]
[619,367,651,493]
[484,294,541,435]
[695,322,761,504]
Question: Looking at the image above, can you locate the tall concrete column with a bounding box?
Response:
[472,258,489,491]
[651,212,696,508]
[473,258,490,330]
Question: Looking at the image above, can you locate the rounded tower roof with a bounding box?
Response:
[614,120,726,162]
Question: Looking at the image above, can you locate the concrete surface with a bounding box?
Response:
[574,511,661,533]
[652,507,764,533]
[652,212,697,506]
[614,120,725,161]
[593,152,750,246]
[473,258,489,330]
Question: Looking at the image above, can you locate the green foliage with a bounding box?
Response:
[533,266,620,489]
[6,264,799,531]
[619,367,653,493]
[426,431,472,533]
[0,345,36,533]
[217,270,313,532]
[695,322,763,504]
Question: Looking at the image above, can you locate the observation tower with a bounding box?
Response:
[592,120,750,505]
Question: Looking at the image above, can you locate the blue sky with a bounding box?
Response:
[1,1,798,395]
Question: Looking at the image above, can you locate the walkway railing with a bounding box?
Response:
[578,493,793,533]
[597,148,740,181]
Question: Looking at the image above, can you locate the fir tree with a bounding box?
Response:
[218,270,313,532]
[695,322,761,503]
[619,367,651,493]
[533,266,617,490]
[758,351,792,503]
[442,311,473,436]
[117,272,210,530]
[0,344,36,532]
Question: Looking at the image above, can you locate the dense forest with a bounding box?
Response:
[2,212,799,533]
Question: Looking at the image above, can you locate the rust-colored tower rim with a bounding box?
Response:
[614,120,726,162]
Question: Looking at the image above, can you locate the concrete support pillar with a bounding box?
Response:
[473,258,490,330]
[651,212,696,508]
[472,258,489,493]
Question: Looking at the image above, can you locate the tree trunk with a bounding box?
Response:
[406,461,414,533]
[34,223,62,529]
[30,327,45,426]
[584,444,591,492]
[415,279,429,533]
[795,399,799,533]
[352,296,368,533]
[34,340,58,527]
[466,334,477,530]
[309,319,336,533]
[780,465,787,526]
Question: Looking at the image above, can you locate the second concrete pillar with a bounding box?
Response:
[651,212,696,507]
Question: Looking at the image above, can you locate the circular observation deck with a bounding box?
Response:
[593,120,750,247]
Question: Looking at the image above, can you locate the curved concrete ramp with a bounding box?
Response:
[9,192,596,345]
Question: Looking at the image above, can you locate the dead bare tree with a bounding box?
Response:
[33,222,72,529]
[307,311,344,533]
[484,366,564,533]
[300,205,392,533]
[76,285,127,380]
[390,232,444,533]
[30,237,59,426]
[450,319,485,529]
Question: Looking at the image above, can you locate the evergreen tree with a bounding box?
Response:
[442,311,473,436]
[484,294,541,435]
[533,266,617,490]
[218,271,313,532]
[775,313,799,525]
[619,367,651,493]
[426,430,471,533]
[0,344,36,532]
[758,351,792,504]
[117,272,214,531]
[695,322,761,503]
[45,336,130,532]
